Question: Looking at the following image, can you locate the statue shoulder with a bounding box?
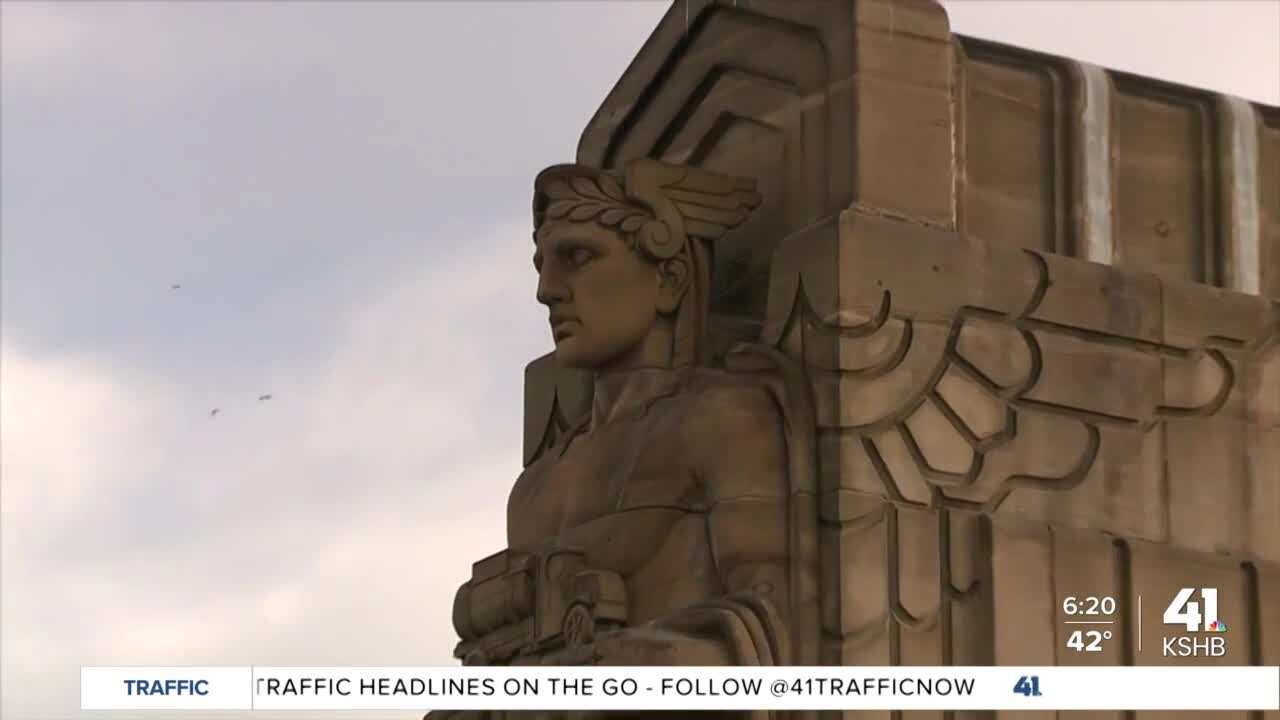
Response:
[681,368,787,500]
[681,368,781,420]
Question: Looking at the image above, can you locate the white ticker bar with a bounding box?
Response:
[82,665,1280,712]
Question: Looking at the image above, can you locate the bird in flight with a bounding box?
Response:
[258,394,272,401]
[210,408,219,418]
[171,284,181,290]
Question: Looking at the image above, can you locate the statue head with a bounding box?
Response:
[532,158,760,372]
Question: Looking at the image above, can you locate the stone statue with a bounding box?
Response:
[429,159,820,719]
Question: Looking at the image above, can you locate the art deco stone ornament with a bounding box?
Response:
[431,4,1280,719]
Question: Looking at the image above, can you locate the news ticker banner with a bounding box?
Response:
[82,666,1280,712]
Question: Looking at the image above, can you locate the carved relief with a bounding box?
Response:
[765,212,1279,522]
[754,208,1279,681]
[449,4,1279,717]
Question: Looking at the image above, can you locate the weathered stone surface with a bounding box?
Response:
[957,38,1072,254]
[1112,80,1220,286]
[1260,110,1280,298]
[439,2,1279,718]
[990,522,1056,667]
[522,353,591,466]
[764,204,1277,557]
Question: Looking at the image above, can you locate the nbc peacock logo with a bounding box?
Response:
[1206,619,1227,633]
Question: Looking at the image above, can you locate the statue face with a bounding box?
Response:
[534,220,662,371]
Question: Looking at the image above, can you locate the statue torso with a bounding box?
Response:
[507,367,739,625]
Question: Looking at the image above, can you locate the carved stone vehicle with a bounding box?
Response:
[452,547,628,666]
[429,0,1279,718]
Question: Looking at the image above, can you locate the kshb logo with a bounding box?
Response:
[1162,588,1223,632]
[1161,588,1227,658]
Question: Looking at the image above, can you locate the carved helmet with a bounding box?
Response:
[532,158,762,366]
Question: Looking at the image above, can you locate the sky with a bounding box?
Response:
[1,1,1277,719]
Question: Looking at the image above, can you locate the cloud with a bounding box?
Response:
[0,1,90,67]
[1,218,551,720]
[2,4,667,717]
[0,0,668,385]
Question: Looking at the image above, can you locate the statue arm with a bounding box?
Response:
[703,380,791,616]
[698,381,792,663]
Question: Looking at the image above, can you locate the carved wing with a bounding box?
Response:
[752,211,1279,672]
[762,213,1280,515]
[623,158,762,247]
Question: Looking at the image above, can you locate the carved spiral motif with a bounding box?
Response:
[636,219,679,259]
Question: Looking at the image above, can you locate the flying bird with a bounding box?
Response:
[171,284,181,290]
[258,394,272,401]
[210,408,219,418]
